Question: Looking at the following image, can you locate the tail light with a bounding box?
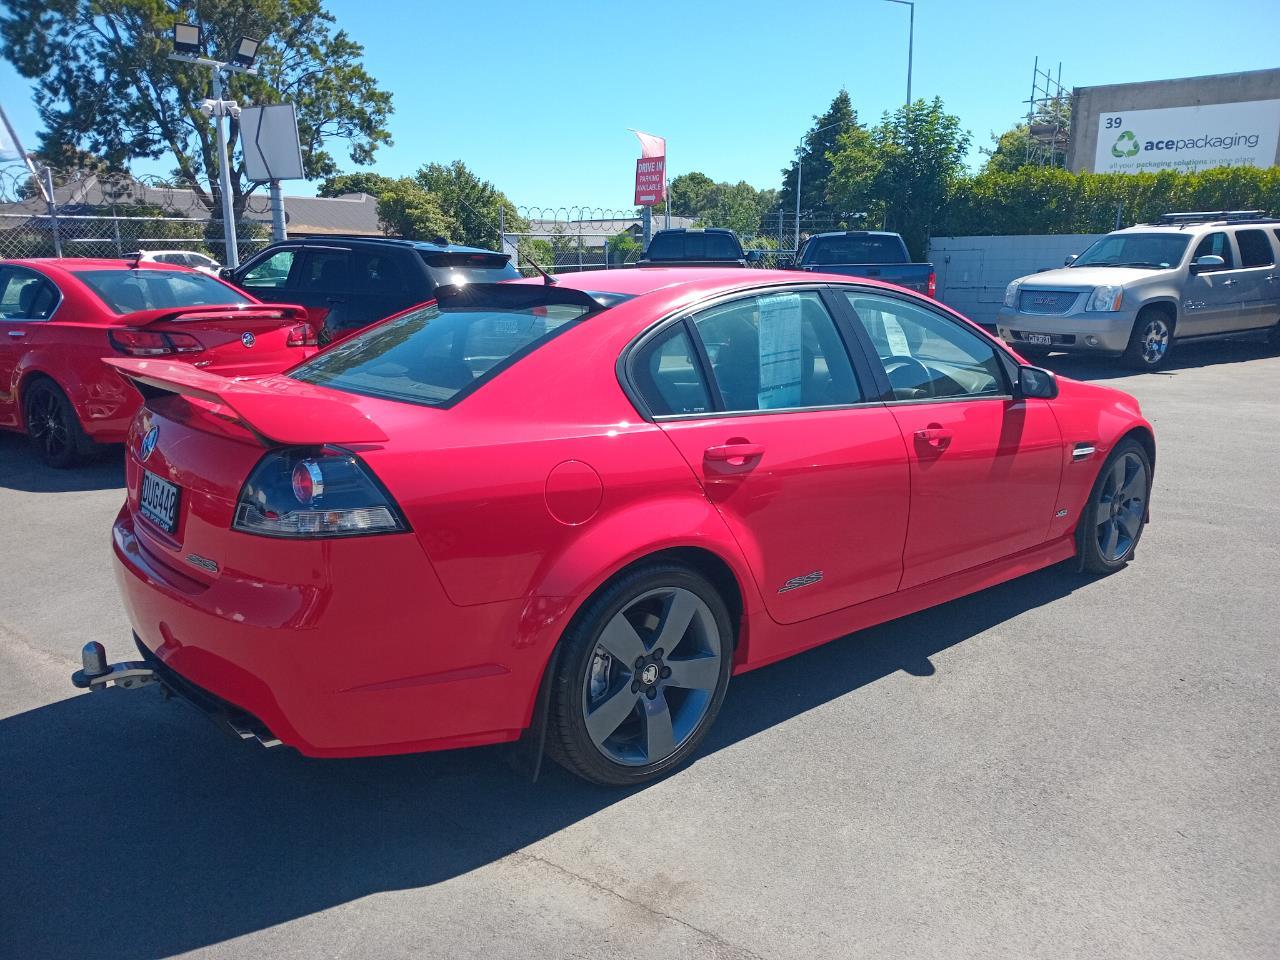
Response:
[286,322,318,347]
[109,329,204,356]
[926,271,937,298]
[232,448,407,538]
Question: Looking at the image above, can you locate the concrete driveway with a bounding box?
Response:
[1,339,1276,960]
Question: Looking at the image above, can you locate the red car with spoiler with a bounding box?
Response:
[0,257,318,467]
[74,271,1155,786]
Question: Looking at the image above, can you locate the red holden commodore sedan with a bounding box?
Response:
[0,257,317,467]
[77,269,1155,785]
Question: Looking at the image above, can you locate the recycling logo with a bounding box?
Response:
[1112,130,1140,158]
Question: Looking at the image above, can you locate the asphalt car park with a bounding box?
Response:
[1,338,1276,959]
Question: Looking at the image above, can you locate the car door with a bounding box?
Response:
[631,286,911,625]
[0,266,62,428]
[1231,228,1279,331]
[234,245,301,304]
[292,246,357,341]
[1183,231,1243,336]
[352,246,414,327]
[835,288,1063,590]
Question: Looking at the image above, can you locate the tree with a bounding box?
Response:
[374,177,457,241]
[828,97,971,258]
[657,172,717,217]
[317,172,396,198]
[0,0,393,221]
[653,172,780,240]
[607,230,642,265]
[413,161,525,249]
[778,89,860,225]
[983,96,1070,173]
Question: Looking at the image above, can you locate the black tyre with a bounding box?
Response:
[1266,319,1280,353]
[23,378,92,468]
[1121,308,1174,370]
[546,562,733,786]
[1078,437,1152,574]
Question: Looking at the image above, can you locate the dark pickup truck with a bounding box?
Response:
[791,230,935,296]
[637,228,761,268]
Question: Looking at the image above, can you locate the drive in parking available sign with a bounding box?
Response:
[634,156,666,206]
[1094,99,1280,173]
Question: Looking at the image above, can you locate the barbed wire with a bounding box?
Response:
[0,161,271,216]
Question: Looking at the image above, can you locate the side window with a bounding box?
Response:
[1235,229,1274,268]
[632,322,712,417]
[298,249,352,292]
[240,248,297,289]
[0,268,59,320]
[1192,232,1234,270]
[843,292,1006,401]
[355,250,407,293]
[691,290,862,412]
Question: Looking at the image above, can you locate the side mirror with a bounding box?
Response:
[218,267,235,282]
[745,250,763,264]
[1018,365,1058,399]
[1063,254,1077,266]
[1190,254,1225,273]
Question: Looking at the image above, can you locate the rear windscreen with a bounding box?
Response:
[645,232,741,261]
[77,269,249,313]
[419,251,520,286]
[290,300,591,407]
[806,235,906,265]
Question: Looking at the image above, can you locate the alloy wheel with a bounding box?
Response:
[27,388,70,463]
[581,586,723,767]
[1139,316,1170,366]
[1095,451,1148,561]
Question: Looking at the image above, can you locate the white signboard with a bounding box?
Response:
[239,103,305,181]
[757,293,803,410]
[1094,99,1280,174]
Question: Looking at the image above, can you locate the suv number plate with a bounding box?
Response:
[140,470,180,534]
[1025,334,1054,346]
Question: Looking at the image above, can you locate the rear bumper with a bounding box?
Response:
[996,307,1137,354]
[111,506,559,757]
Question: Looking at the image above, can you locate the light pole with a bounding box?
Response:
[882,0,914,108]
[793,119,851,250]
[168,25,261,268]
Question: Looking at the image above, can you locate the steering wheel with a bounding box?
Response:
[882,355,934,400]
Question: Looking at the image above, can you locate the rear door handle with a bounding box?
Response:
[1221,279,1237,286]
[914,427,953,447]
[704,442,765,466]
[6,329,25,337]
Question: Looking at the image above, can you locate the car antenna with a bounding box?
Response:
[124,250,143,269]
[521,249,558,286]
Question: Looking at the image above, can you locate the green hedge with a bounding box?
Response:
[936,165,1280,237]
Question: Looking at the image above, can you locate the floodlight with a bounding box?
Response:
[233,37,261,68]
[173,23,202,55]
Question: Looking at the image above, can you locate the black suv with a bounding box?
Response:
[224,236,520,342]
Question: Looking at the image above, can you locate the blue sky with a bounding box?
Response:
[2,0,1278,208]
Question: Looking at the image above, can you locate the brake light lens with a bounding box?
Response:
[109,329,204,356]
[926,271,937,298]
[286,322,318,347]
[233,449,407,538]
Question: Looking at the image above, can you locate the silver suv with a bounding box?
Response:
[996,211,1280,369]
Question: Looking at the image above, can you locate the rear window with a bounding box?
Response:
[419,251,519,286]
[645,232,742,261]
[77,269,249,313]
[290,296,591,407]
[805,235,907,265]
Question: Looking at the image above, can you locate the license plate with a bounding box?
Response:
[140,470,181,534]
[1025,334,1054,346]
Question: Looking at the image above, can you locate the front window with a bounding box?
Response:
[1071,233,1190,270]
[290,295,596,407]
[241,249,297,289]
[76,269,249,313]
[1191,232,1234,270]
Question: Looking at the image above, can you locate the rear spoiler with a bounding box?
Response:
[112,304,310,326]
[103,358,388,445]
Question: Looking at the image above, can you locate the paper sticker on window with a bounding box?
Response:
[882,314,912,356]
[757,293,803,409]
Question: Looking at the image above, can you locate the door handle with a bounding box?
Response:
[326,297,345,304]
[914,427,953,448]
[6,330,25,337]
[704,442,765,465]
[1221,279,1237,286]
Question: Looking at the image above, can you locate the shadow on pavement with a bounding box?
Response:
[1038,335,1274,384]
[1,561,1091,959]
[0,433,125,493]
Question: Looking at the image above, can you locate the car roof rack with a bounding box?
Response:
[1147,210,1280,227]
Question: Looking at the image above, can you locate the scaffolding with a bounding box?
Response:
[1025,57,1071,169]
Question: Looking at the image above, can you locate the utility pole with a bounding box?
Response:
[882,0,915,108]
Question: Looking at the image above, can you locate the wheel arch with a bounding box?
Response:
[15,367,63,432]
[1137,298,1178,332]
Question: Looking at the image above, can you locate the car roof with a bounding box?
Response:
[649,227,736,235]
[266,236,505,256]
[6,258,194,274]
[513,266,903,299]
[808,230,900,239]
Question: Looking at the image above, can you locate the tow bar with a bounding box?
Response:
[71,641,158,692]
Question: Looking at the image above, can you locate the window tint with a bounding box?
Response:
[0,268,58,319]
[806,234,907,265]
[1235,229,1274,268]
[290,300,590,407]
[1192,232,1234,269]
[76,269,248,313]
[843,292,1005,401]
[241,249,296,288]
[691,290,862,412]
[299,249,351,291]
[356,250,407,292]
[633,323,712,416]
[645,232,741,261]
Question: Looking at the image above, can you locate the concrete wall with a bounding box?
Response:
[930,234,1103,327]
[1069,68,1280,172]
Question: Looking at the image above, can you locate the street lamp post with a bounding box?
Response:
[168,24,261,269]
[793,119,851,250]
[882,0,914,108]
